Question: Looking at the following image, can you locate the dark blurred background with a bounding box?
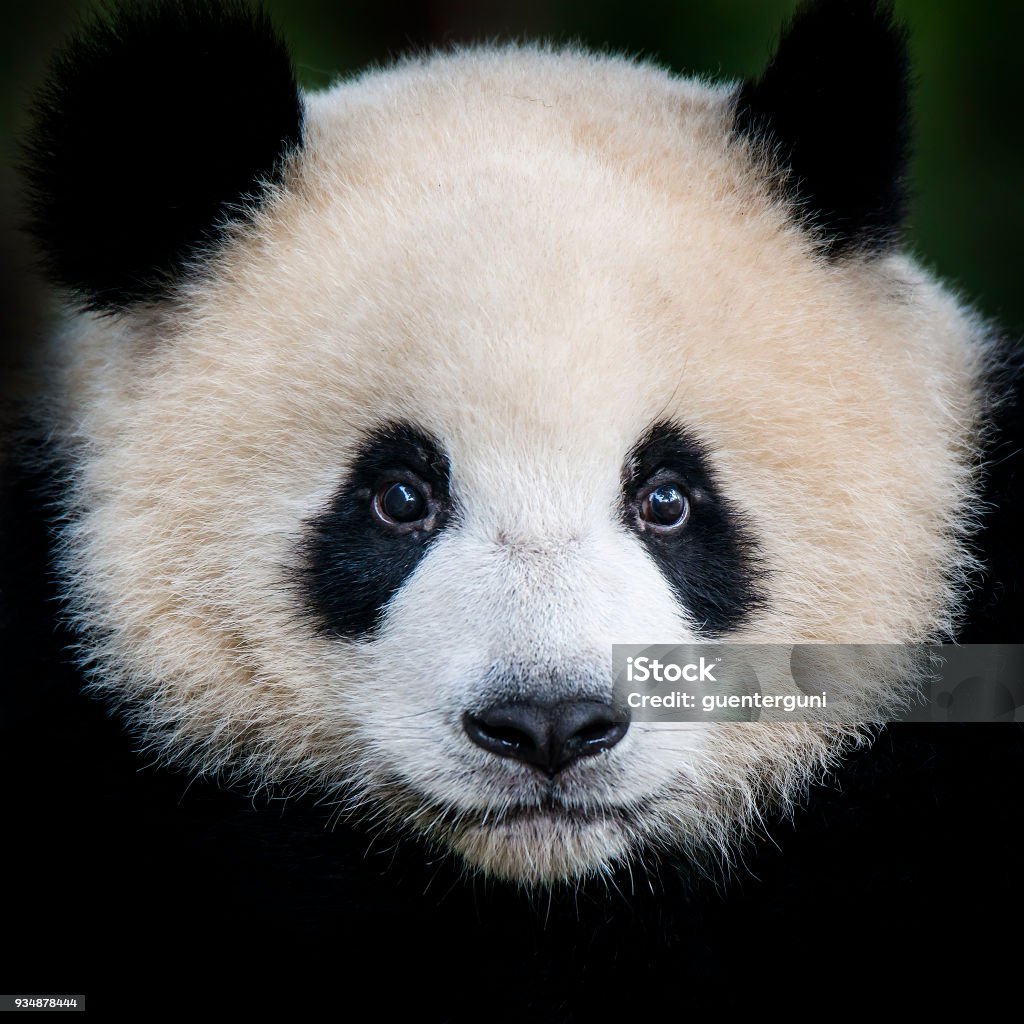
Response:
[2,0,1021,398]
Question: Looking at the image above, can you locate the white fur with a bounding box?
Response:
[40,46,993,884]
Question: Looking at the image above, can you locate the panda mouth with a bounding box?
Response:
[378,774,652,843]
[445,795,650,883]
[387,784,655,882]
[463,794,647,830]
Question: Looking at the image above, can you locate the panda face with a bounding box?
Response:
[26,2,990,883]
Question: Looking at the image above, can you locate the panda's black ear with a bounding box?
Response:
[21,0,303,312]
[733,0,911,258]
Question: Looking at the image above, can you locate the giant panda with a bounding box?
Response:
[2,0,1021,1015]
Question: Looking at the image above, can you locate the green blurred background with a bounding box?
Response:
[2,0,1021,359]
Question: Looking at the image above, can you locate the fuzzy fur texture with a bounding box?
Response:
[36,42,994,884]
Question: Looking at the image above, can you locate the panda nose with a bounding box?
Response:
[463,700,629,776]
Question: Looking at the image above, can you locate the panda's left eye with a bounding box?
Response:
[638,481,691,532]
[373,479,431,528]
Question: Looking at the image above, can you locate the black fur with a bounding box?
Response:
[20,0,303,311]
[621,421,767,635]
[300,423,454,640]
[733,0,911,257]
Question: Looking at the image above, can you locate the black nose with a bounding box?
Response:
[463,700,629,776]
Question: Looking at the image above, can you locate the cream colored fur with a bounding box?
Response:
[40,46,993,884]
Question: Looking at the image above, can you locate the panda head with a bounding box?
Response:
[23,0,990,884]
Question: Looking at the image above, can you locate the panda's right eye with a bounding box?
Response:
[373,479,432,529]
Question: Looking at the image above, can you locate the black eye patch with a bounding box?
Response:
[298,423,453,641]
[621,421,767,636]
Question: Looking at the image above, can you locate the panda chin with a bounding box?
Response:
[449,808,634,885]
